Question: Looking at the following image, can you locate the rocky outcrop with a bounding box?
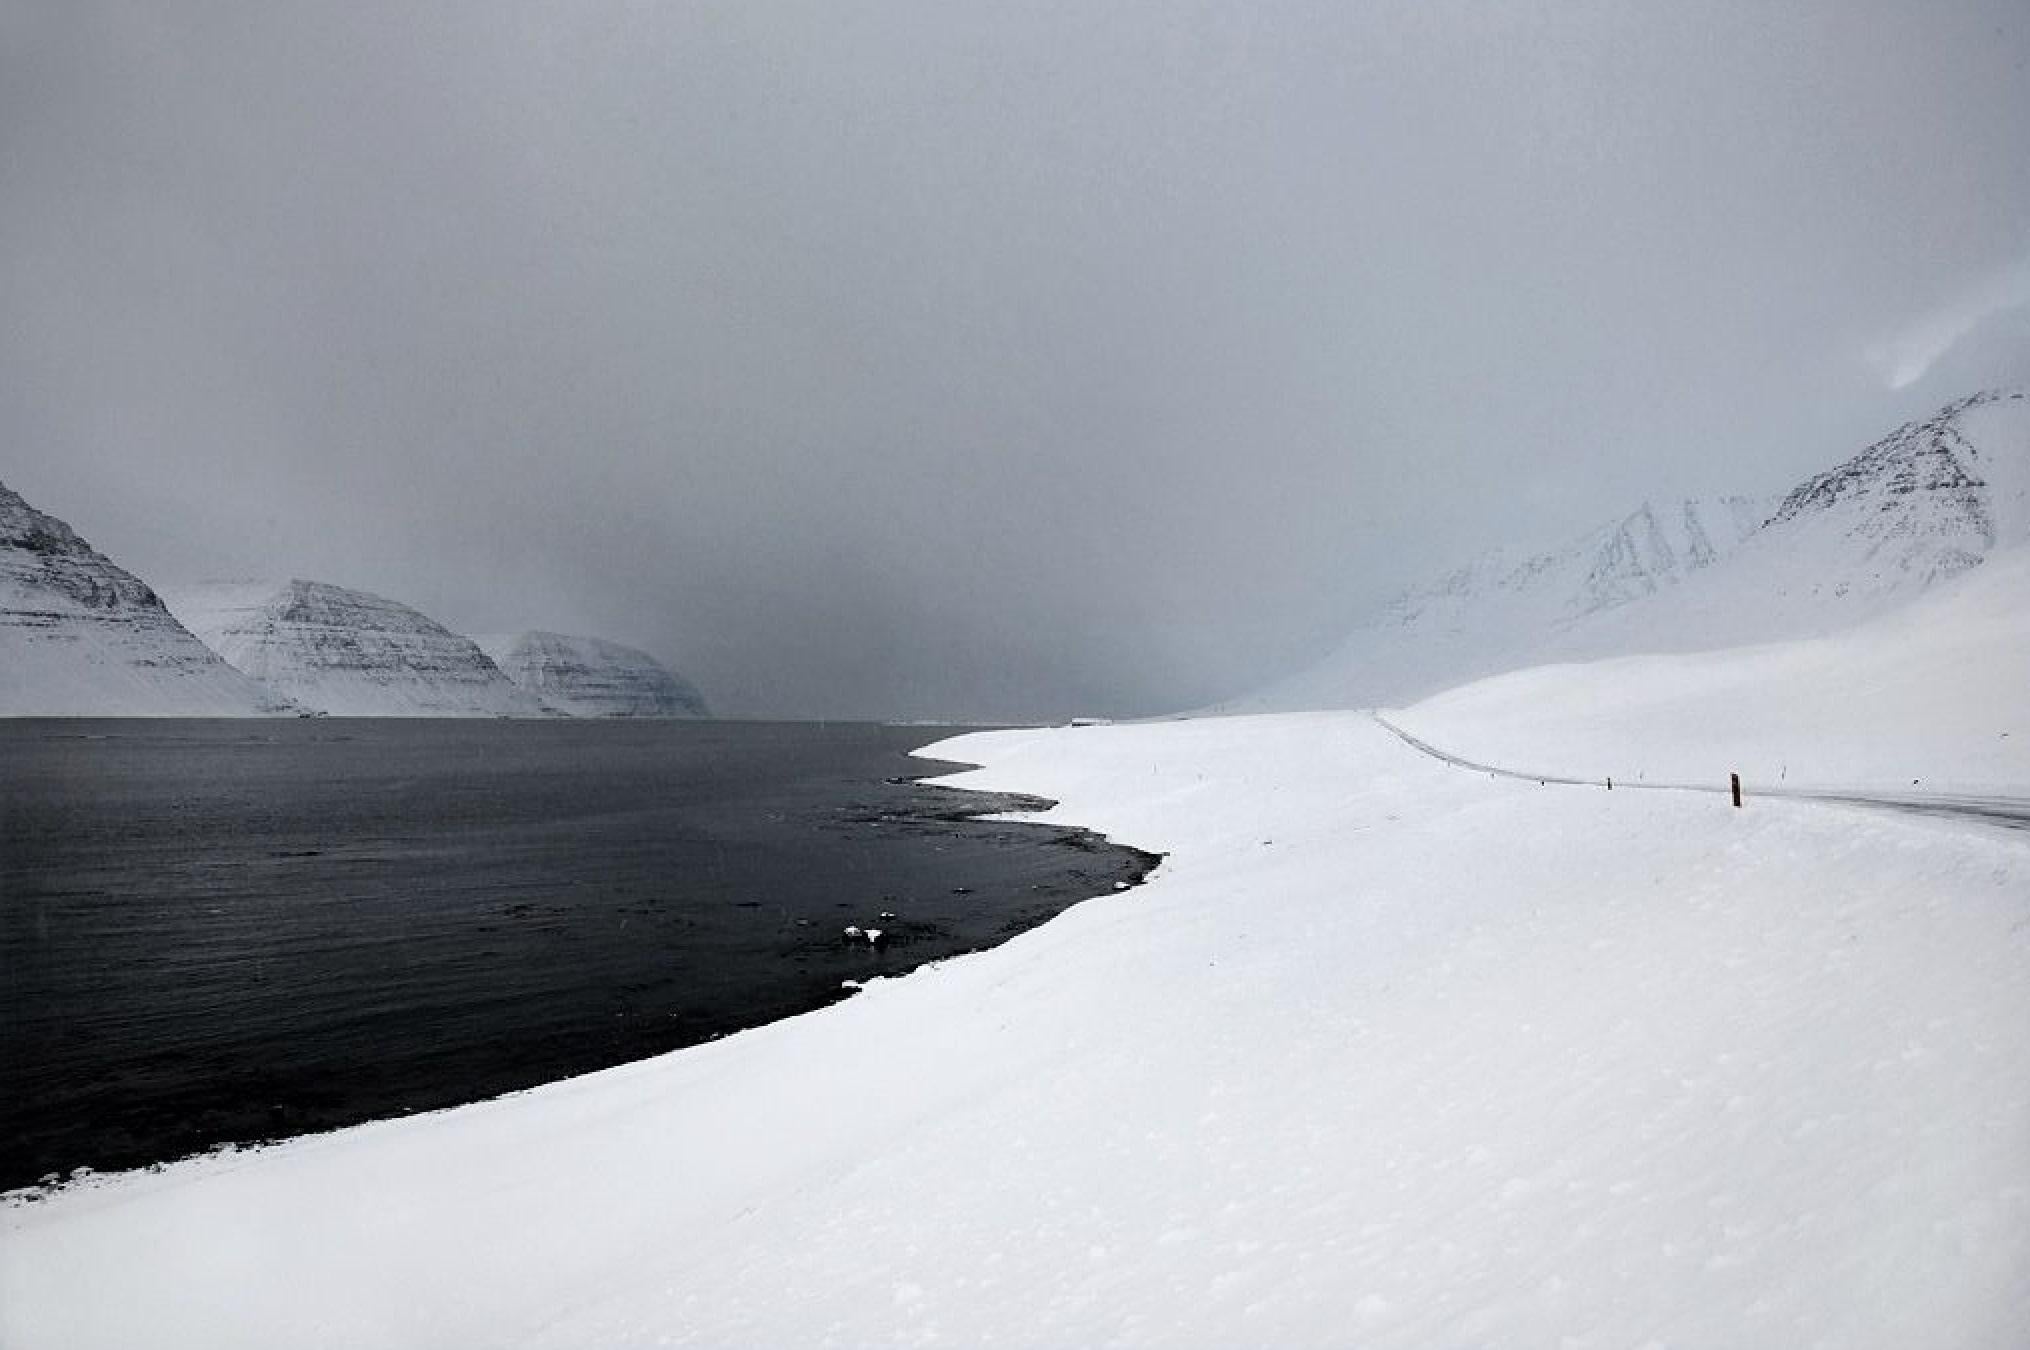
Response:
[0,481,293,716]
[473,631,708,718]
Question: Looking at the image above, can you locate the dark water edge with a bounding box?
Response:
[0,719,1159,1194]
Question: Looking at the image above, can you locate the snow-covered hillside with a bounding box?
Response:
[163,580,547,718]
[0,481,293,716]
[474,630,708,718]
[1392,543,2030,796]
[1251,388,2030,710]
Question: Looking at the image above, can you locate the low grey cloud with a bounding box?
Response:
[1868,253,2030,390]
[5,0,2028,718]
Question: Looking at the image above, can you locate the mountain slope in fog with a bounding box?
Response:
[1250,388,2030,710]
[164,580,547,718]
[474,630,708,718]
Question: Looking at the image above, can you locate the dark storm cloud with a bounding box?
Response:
[5,1,2028,718]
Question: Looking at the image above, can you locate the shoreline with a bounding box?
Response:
[6,712,2026,1348]
[0,719,1160,1194]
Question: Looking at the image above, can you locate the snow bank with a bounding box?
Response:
[6,711,2027,1347]
[1393,544,2030,796]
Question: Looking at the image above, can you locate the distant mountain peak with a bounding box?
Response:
[473,630,709,719]
[1763,387,2027,594]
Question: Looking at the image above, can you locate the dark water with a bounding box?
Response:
[0,719,1157,1192]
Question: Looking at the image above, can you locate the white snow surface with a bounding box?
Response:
[164,580,547,717]
[1392,543,2030,797]
[1250,388,2030,711]
[6,675,2029,1342]
[0,480,292,716]
[474,630,708,718]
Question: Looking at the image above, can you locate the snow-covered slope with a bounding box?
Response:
[1392,541,2030,796]
[1251,388,2030,710]
[0,481,292,716]
[163,580,547,718]
[1247,495,1769,710]
[473,631,708,718]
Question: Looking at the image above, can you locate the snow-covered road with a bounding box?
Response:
[1374,713,2030,834]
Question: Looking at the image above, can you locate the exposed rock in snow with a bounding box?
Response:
[473,630,708,718]
[1759,388,2030,599]
[1575,387,2030,654]
[0,481,293,716]
[1250,388,2030,710]
[163,580,547,718]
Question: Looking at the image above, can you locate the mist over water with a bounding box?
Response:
[4,2,2028,719]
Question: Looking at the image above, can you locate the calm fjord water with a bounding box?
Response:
[0,719,1156,1191]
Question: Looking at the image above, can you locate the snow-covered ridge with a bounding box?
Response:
[1764,387,2030,593]
[1249,388,2029,711]
[474,631,708,718]
[1244,493,1769,711]
[163,579,548,718]
[0,480,292,716]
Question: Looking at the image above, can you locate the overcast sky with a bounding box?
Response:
[5,1,2028,719]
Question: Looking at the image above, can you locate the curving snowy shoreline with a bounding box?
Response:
[5,701,2028,1347]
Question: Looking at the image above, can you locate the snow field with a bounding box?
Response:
[5,712,2027,1347]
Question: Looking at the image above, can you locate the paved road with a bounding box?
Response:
[1372,713,2030,835]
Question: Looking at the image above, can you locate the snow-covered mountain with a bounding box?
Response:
[1758,387,2029,600]
[0,481,294,716]
[473,631,709,718]
[1246,495,1770,711]
[1249,388,2030,711]
[1578,386,2030,653]
[163,580,548,718]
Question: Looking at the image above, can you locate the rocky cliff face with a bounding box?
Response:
[0,481,293,715]
[473,631,708,718]
[1247,388,2029,711]
[163,580,548,717]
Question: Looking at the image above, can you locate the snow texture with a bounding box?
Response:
[473,630,708,718]
[0,480,293,716]
[6,615,2027,1345]
[1251,389,2030,710]
[163,580,548,718]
